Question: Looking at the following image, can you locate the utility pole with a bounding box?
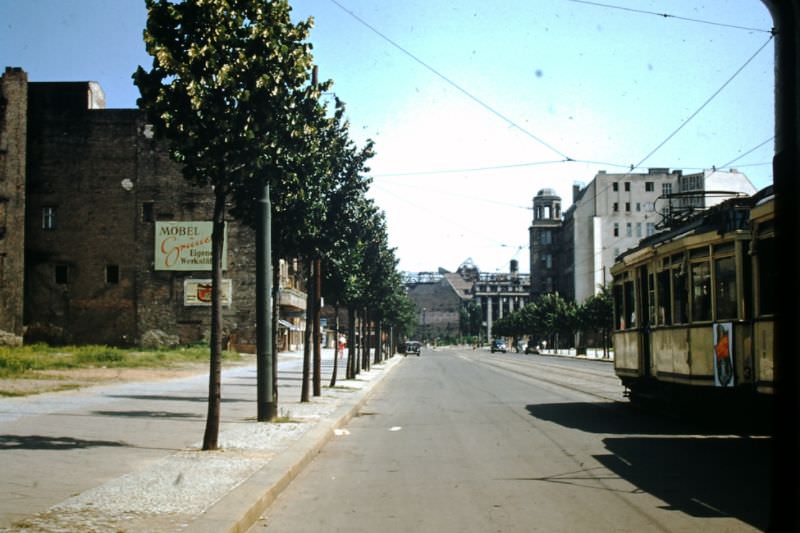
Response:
[257,183,275,421]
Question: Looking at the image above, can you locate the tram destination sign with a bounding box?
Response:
[155,221,228,271]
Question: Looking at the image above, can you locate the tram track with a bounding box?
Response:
[465,352,627,403]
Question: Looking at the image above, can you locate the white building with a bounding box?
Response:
[534,168,756,304]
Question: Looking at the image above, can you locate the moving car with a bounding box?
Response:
[404,341,421,356]
[490,339,507,353]
[524,343,539,354]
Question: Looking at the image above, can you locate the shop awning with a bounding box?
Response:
[278,319,300,331]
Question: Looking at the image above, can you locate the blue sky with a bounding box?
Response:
[0,0,775,274]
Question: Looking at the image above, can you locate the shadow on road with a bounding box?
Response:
[598,436,770,530]
[105,394,248,403]
[526,402,771,530]
[0,434,126,450]
[91,410,202,420]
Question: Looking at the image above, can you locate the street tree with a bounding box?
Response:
[578,286,614,357]
[134,0,323,448]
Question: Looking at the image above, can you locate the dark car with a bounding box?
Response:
[524,343,539,354]
[490,339,507,353]
[404,341,421,356]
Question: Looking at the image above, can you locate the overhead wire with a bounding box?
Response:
[718,136,775,169]
[328,1,773,278]
[566,0,774,34]
[326,0,572,161]
[375,177,531,210]
[370,182,528,250]
[632,35,774,171]
[372,159,568,178]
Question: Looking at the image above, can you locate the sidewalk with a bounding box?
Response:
[0,349,403,533]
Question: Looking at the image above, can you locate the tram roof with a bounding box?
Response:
[615,185,774,265]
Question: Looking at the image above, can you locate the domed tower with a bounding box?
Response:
[529,188,562,297]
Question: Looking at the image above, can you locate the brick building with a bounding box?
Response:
[0,67,306,348]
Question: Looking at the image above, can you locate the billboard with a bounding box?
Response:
[184,279,232,306]
[155,221,227,271]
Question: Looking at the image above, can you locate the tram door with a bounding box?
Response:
[637,266,652,378]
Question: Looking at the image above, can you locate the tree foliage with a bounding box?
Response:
[134,0,324,449]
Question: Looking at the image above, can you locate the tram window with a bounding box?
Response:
[672,268,688,323]
[648,273,656,325]
[657,270,672,325]
[691,262,712,322]
[624,281,636,328]
[715,242,735,254]
[714,256,738,320]
[613,284,624,330]
[758,237,775,315]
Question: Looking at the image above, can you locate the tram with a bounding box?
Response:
[611,186,775,405]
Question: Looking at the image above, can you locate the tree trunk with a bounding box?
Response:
[202,185,226,451]
[271,256,280,408]
[347,307,356,379]
[374,320,382,364]
[363,309,370,371]
[313,258,322,397]
[301,258,313,402]
[330,304,340,387]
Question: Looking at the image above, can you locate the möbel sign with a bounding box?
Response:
[155,221,228,271]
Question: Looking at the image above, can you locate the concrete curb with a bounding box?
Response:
[189,355,404,533]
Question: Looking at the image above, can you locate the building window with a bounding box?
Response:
[624,182,630,192]
[541,230,552,245]
[55,264,69,284]
[612,182,618,192]
[42,206,57,230]
[106,264,120,284]
[613,202,618,212]
[626,223,632,237]
[142,202,154,222]
[646,223,656,236]
[613,223,619,237]
[613,248,620,258]
[625,202,631,212]
[636,202,641,212]
[662,183,672,196]
[645,181,655,192]
[636,222,642,237]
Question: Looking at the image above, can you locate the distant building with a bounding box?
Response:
[404,259,529,341]
[528,188,563,298]
[529,168,757,304]
[0,67,307,348]
[473,259,530,341]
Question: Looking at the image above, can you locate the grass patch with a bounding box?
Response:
[0,343,242,379]
[0,383,82,397]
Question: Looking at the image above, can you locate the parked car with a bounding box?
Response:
[490,339,507,353]
[405,341,421,356]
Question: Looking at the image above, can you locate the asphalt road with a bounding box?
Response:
[251,347,770,532]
